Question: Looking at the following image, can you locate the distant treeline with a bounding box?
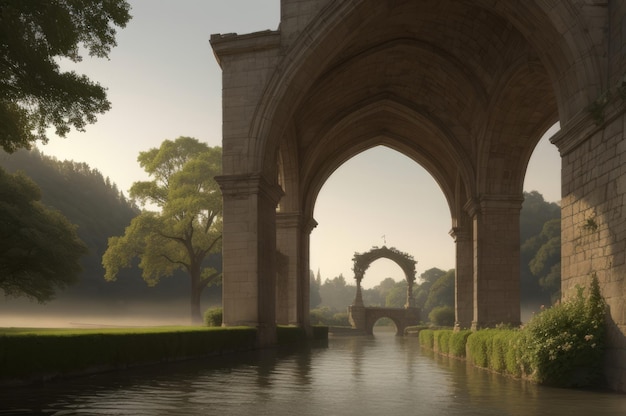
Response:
[0,148,221,305]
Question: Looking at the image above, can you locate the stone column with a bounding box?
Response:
[276,211,304,326]
[450,224,473,329]
[470,196,523,329]
[216,173,284,346]
[298,217,317,330]
[404,279,415,308]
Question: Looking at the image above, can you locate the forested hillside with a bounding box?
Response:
[0,149,221,305]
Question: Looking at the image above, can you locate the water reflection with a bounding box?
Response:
[1,329,624,415]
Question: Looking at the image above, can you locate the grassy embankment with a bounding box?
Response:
[0,325,328,385]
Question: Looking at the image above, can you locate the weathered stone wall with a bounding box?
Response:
[555,1,626,391]
[280,0,332,46]
[559,111,626,391]
[211,31,281,174]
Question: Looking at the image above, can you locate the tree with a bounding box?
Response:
[310,270,322,309]
[385,280,408,308]
[414,267,446,311]
[0,168,87,301]
[0,0,131,152]
[520,191,561,305]
[0,148,156,300]
[526,218,561,302]
[102,137,222,323]
[318,274,355,312]
[423,269,455,316]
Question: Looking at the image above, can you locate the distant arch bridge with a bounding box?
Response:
[348,246,420,335]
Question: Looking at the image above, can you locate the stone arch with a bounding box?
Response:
[299,99,476,225]
[248,0,604,181]
[350,246,416,310]
[352,246,416,286]
[212,1,626,391]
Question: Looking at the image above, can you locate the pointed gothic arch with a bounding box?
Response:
[212,0,626,391]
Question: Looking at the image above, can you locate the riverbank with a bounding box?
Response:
[0,325,328,386]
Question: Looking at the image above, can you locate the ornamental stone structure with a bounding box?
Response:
[348,246,420,335]
[211,0,626,391]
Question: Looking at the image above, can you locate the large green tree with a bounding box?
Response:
[422,269,455,316]
[520,191,561,305]
[102,137,222,323]
[0,169,87,301]
[0,0,131,152]
[525,218,561,302]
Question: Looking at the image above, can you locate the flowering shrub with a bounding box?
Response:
[519,274,606,386]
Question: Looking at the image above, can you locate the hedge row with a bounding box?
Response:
[276,325,329,345]
[0,327,257,384]
[419,329,471,358]
[417,276,606,387]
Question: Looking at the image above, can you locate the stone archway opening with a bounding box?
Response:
[372,316,399,336]
[309,146,454,298]
[349,246,420,335]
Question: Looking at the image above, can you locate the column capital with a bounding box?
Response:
[479,194,524,214]
[465,195,524,217]
[449,226,471,242]
[305,217,318,234]
[216,173,284,205]
[463,197,480,217]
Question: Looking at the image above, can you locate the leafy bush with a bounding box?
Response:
[519,275,606,386]
[419,329,435,349]
[489,330,519,373]
[310,307,350,326]
[276,325,307,345]
[0,327,257,382]
[466,329,493,368]
[449,330,472,357]
[434,330,452,354]
[428,305,455,327]
[418,276,606,388]
[204,307,223,327]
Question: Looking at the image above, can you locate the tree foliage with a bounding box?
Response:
[0,0,131,152]
[309,270,322,309]
[385,280,408,307]
[318,274,355,312]
[102,137,222,323]
[0,168,87,302]
[414,267,446,312]
[0,148,147,299]
[423,269,455,316]
[520,191,561,305]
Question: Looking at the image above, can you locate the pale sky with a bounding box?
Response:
[40,1,561,290]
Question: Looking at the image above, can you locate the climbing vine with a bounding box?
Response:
[352,246,416,283]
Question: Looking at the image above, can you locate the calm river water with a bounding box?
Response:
[1,328,625,415]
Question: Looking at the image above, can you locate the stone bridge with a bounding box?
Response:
[348,305,420,336]
[348,246,419,335]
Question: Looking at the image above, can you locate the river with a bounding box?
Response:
[1,327,624,415]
